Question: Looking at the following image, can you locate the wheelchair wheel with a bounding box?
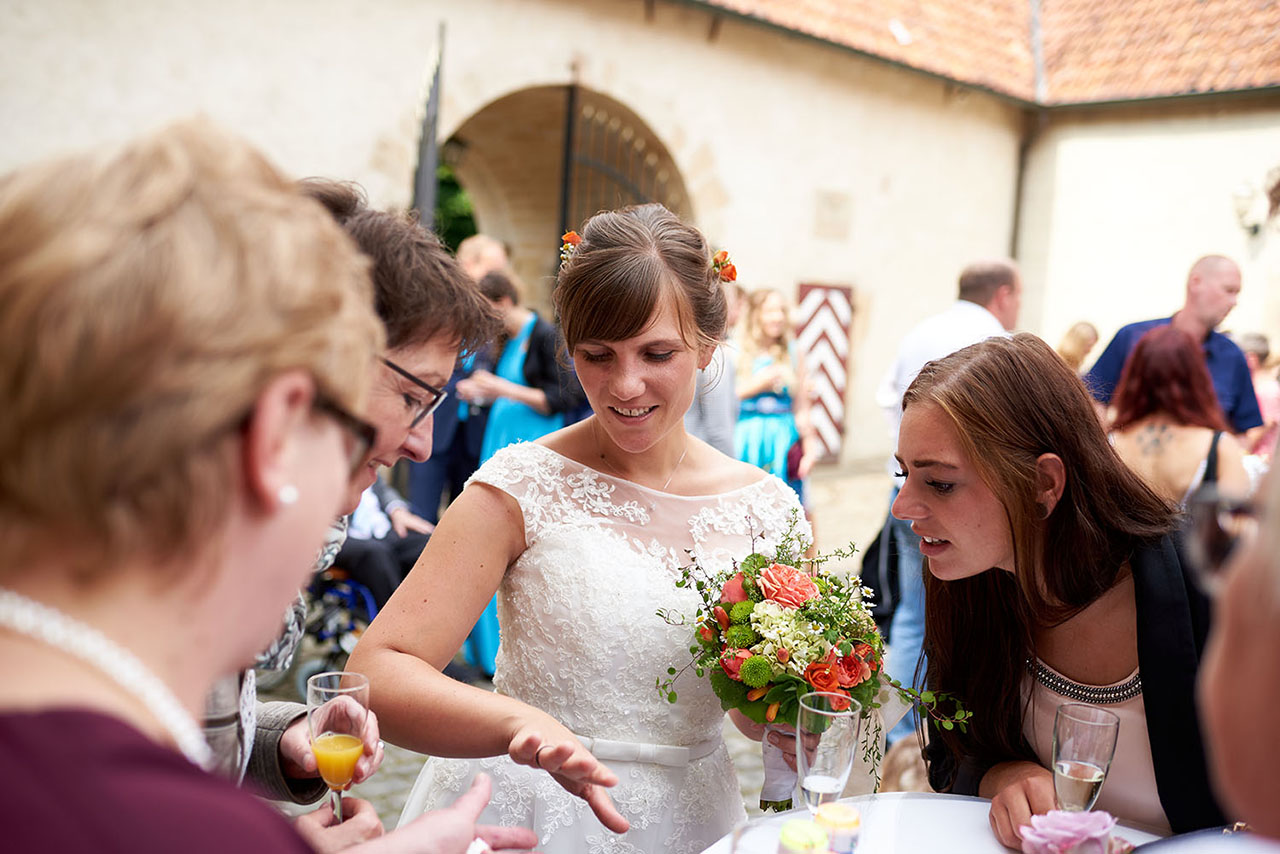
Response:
[294,656,335,703]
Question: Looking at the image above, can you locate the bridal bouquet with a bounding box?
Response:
[656,514,968,810]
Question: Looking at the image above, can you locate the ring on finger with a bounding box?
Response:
[533,744,552,768]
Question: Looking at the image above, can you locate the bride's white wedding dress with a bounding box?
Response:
[398,442,807,853]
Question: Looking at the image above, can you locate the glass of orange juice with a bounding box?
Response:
[306,671,370,823]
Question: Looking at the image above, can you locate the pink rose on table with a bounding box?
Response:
[757,564,819,608]
[721,648,753,681]
[720,571,749,603]
[1020,810,1127,854]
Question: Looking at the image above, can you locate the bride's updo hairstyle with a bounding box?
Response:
[554,203,726,353]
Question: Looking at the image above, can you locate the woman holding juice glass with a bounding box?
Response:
[0,120,535,854]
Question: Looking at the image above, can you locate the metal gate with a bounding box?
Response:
[558,85,688,237]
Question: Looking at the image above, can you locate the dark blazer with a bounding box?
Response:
[926,532,1226,833]
[521,314,585,415]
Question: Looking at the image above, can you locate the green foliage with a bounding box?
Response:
[709,669,748,710]
[432,163,477,252]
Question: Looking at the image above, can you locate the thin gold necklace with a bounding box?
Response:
[593,420,689,492]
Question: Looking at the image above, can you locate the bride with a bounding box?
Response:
[348,204,808,852]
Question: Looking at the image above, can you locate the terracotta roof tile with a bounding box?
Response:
[703,0,1036,101]
[695,0,1280,104]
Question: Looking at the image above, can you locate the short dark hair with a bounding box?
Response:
[554,203,726,352]
[299,179,498,355]
[957,259,1019,306]
[477,270,519,304]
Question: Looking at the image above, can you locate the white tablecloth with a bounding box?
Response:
[699,792,1163,853]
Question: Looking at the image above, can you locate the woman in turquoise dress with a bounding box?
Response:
[455,269,585,674]
[735,288,819,503]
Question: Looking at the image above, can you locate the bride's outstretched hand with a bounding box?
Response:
[508,724,631,834]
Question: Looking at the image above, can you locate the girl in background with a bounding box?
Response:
[734,288,819,505]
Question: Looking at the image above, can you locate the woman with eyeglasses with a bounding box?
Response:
[203,178,502,828]
[1,120,534,853]
[893,334,1227,847]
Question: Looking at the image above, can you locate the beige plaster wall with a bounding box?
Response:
[0,0,1024,464]
[1018,99,1280,366]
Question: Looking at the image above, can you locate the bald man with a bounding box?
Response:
[1084,255,1262,433]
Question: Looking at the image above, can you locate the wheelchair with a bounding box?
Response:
[254,566,379,702]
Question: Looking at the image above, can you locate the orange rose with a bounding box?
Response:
[803,660,841,693]
[833,642,878,687]
[719,262,737,282]
[561,230,581,245]
[713,249,729,265]
[834,654,872,688]
[758,563,819,609]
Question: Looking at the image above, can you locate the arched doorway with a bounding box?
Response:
[442,85,691,308]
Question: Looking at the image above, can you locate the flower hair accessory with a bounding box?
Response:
[560,231,582,268]
[712,249,737,283]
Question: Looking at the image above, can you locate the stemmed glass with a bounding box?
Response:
[1052,703,1119,812]
[796,691,863,815]
[1187,483,1258,595]
[306,671,370,823]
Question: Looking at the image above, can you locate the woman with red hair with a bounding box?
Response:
[1110,326,1250,505]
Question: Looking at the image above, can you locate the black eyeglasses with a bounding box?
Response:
[382,357,449,429]
[313,393,378,478]
[1186,483,1258,595]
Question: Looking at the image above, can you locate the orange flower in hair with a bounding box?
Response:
[712,249,737,282]
[560,231,582,267]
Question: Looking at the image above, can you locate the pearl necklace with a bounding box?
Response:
[593,420,689,492]
[0,587,213,770]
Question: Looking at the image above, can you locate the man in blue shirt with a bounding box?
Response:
[1084,255,1262,433]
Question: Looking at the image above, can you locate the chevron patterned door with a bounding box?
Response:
[795,284,853,463]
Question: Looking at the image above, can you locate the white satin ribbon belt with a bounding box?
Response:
[574,733,722,767]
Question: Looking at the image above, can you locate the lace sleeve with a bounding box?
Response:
[464,443,572,545]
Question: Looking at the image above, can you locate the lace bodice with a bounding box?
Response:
[481,442,806,745]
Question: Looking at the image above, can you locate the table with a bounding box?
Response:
[700,792,1163,853]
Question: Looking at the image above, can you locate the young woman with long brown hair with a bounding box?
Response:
[893,334,1226,847]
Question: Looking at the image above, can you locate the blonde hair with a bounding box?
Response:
[1056,321,1099,373]
[0,118,383,575]
[738,288,795,389]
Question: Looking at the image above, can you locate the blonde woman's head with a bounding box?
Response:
[0,118,383,576]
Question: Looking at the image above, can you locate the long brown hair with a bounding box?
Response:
[906,334,1176,782]
[1110,325,1230,432]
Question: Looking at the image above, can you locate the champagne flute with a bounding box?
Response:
[796,691,862,815]
[1052,703,1119,812]
[306,671,370,823]
[1187,483,1258,595]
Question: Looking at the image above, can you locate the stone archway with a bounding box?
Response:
[443,85,691,309]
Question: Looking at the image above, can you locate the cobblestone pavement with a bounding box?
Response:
[268,461,911,830]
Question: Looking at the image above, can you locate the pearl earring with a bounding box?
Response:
[278,484,299,506]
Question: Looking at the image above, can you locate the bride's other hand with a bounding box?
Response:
[509,724,630,834]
